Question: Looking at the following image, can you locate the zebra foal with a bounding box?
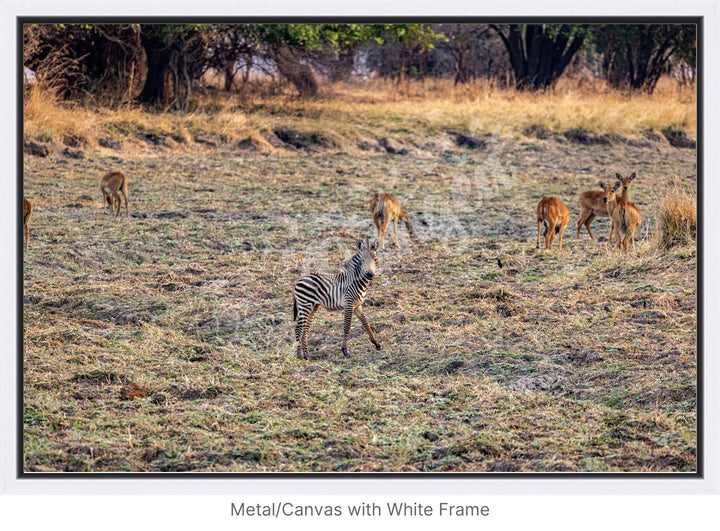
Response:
[293,238,383,360]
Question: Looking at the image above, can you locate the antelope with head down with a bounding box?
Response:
[370,192,414,249]
[536,196,569,251]
[100,171,129,218]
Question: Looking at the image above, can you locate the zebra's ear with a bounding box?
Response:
[357,239,365,251]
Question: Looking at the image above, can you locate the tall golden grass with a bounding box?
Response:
[23,75,696,149]
[655,184,697,249]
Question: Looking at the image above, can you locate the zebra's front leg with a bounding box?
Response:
[355,305,382,351]
[341,305,354,357]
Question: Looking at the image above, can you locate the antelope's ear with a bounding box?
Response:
[615,172,623,180]
[612,182,621,191]
[629,172,636,181]
[370,239,380,251]
[598,182,605,190]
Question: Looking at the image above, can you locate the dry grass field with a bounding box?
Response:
[22,80,697,472]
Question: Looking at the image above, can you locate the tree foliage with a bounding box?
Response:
[595,24,696,93]
[24,23,141,99]
[23,22,697,106]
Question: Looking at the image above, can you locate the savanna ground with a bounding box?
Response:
[23,79,697,472]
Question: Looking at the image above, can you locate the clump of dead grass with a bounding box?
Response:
[655,184,697,249]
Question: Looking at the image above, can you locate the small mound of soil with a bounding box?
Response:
[662,127,696,149]
[563,129,612,146]
[273,128,332,150]
[357,140,384,152]
[524,124,553,140]
[378,137,409,154]
[62,147,84,159]
[453,132,487,149]
[98,138,123,150]
[237,137,264,151]
[24,140,51,157]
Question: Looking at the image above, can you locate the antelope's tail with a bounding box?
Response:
[373,193,385,222]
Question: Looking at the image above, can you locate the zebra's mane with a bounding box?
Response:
[340,251,364,276]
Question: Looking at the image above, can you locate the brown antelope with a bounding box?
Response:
[370,192,414,249]
[100,171,129,218]
[23,198,33,251]
[601,182,642,253]
[577,172,636,240]
[536,196,570,250]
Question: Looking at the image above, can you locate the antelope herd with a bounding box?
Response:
[23,167,645,360]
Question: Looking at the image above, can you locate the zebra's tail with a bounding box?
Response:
[293,294,298,321]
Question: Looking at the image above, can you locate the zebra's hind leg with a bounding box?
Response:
[294,318,306,359]
[355,305,381,350]
[301,305,319,359]
[295,303,318,360]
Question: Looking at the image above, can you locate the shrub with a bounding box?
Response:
[656,184,696,249]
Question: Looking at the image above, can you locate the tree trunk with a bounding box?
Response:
[223,60,236,92]
[329,49,356,82]
[137,30,172,104]
[270,45,318,98]
[492,24,586,91]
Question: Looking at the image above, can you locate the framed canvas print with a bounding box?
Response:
[2,1,717,528]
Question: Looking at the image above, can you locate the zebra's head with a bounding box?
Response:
[356,238,380,277]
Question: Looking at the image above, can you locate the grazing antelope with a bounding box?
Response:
[23,198,33,251]
[601,182,642,253]
[100,171,129,218]
[293,238,382,360]
[370,192,414,249]
[536,196,569,250]
[577,172,636,240]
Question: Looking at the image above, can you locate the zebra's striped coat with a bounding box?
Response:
[293,238,382,360]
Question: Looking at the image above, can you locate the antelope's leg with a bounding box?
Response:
[584,212,597,240]
[558,220,567,251]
